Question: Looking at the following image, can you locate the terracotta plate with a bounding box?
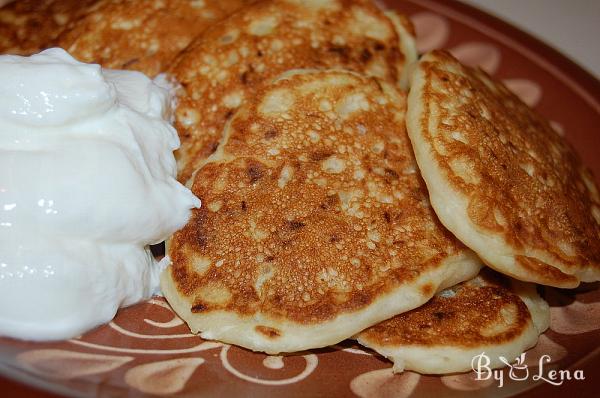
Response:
[1,0,599,396]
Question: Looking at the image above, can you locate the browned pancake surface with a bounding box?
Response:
[170,0,413,182]
[164,69,480,353]
[0,0,97,55]
[359,270,529,348]
[57,0,249,77]
[356,268,549,373]
[407,50,600,287]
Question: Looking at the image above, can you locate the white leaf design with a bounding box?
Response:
[372,0,389,10]
[144,298,185,328]
[441,371,494,391]
[144,317,185,328]
[350,368,420,398]
[503,79,543,107]
[124,357,205,395]
[523,335,568,366]
[449,42,501,74]
[549,120,565,136]
[331,343,373,356]
[411,12,450,53]
[109,321,195,339]
[550,299,600,335]
[220,346,318,386]
[262,355,284,369]
[16,349,133,379]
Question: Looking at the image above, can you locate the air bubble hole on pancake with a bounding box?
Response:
[56,0,251,77]
[405,50,600,288]
[162,68,481,354]
[168,0,418,183]
[356,269,550,374]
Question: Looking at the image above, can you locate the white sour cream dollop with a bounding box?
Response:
[0,48,200,341]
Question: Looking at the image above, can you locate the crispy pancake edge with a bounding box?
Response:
[55,0,250,77]
[0,0,97,55]
[355,271,550,374]
[161,250,482,354]
[384,9,417,90]
[406,50,600,288]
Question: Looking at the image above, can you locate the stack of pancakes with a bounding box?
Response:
[3,0,599,375]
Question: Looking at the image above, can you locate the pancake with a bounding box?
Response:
[383,9,417,90]
[169,0,417,183]
[356,269,550,374]
[406,50,600,288]
[0,0,97,55]
[161,69,482,354]
[56,0,250,77]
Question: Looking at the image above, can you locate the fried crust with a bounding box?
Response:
[406,50,600,288]
[163,69,480,353]
[57,0,250,77]
[0,0,97,55]
[357,269,550,374]
[170,0,416,182]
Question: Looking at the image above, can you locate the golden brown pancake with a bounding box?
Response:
[406,50,600,288]
[356,269,550,374]
[383,9,417,90]
[161,69,481,354]
[56,0,250,77]
[0,0,97,55]
[169,0,417,183]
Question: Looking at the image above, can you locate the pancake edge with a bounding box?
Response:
[405,53,583,288]
[160,250,482,354]
[355,277,550,374]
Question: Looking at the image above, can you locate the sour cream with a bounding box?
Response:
[0,48,200,341]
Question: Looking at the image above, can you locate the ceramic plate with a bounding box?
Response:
[1,0,599,396]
